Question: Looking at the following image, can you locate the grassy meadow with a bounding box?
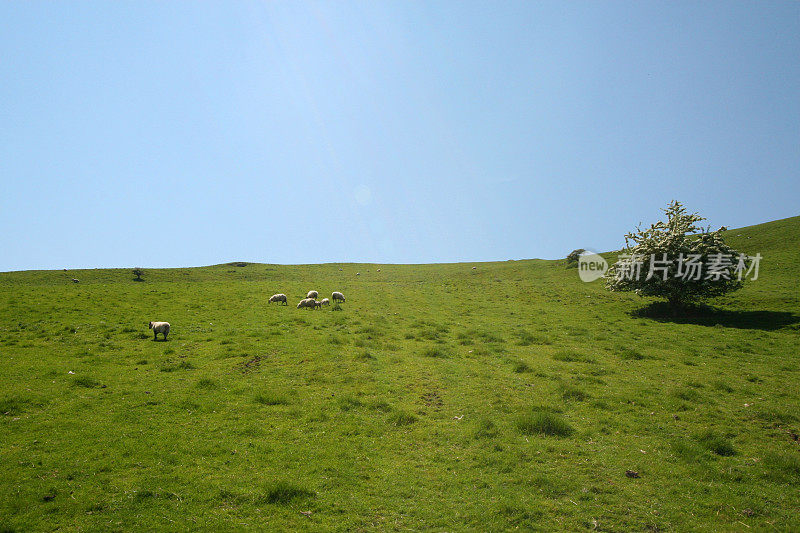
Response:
[1,216,799,531]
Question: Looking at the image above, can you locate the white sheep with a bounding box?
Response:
[297,298,316,309]
[313,300,322,309]
[148,321,170,341]
[269,293,288,305]
[320,298,330,306]
[332,291,346,303]
[71,278,80,283]
[472,266,477,270]
[306,290,319,299]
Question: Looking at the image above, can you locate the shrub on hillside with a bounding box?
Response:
[565,249,586,268]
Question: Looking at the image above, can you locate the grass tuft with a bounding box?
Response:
[516,330,547,346]
[561,385,589,402]
[197,378,218,389]
[511,359,531,373]
[712,380,734,393]
[764,453,800,483]
[73,376,102,388]
[0,397,25,416]
[619,348,646,360]
[337,395,363,411]
[254,392,290,406]
[515,411,574,437]
[422,347,449,358]
[671,388,701,402]
[257,481,314,505]
[474,418,499,439]
[671,439,704,462]
[388,410,417,426]
[552,350,595,363]
[697,430,736,456]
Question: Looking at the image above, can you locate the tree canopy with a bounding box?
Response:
[604,201,755,311]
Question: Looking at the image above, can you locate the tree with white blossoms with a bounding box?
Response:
[605,201,753,314]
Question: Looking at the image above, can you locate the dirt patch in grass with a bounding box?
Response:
[421,390,443,410]
[238,355,262,373]
[160,360,195,372]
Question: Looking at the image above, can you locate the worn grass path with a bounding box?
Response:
[1,216,799,531]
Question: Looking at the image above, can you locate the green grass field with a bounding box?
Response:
[1,216,799,531]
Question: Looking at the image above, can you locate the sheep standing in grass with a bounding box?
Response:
[314,300,322,309]
[320,298,330,307]
[332,291,346,303]
[148,321,170,341]
[297,298,316,309]
[269,293,288,305]
[307,290,319,299]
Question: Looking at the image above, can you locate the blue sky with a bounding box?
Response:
[1,1,798,271]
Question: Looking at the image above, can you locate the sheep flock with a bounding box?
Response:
[145,264,381,339]
[293,291,345,310]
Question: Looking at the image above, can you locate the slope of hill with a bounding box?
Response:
[0,216,798,531]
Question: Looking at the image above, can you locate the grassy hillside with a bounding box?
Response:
[1,216,798,531]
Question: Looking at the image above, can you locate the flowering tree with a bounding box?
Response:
[605,201,753,313]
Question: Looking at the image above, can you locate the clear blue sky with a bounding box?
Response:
[1,1,798,271]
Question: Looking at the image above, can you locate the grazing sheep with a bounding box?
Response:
[320,298,330,306]
[377,269,381,272]
[297,298,316,309]
[472,266,477,270]
[307,290,319,299]
[71,278,80,283]
[314,300,322,309]
[269,293,288,305]
[332,291,346,303]
[148,321,170,341]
